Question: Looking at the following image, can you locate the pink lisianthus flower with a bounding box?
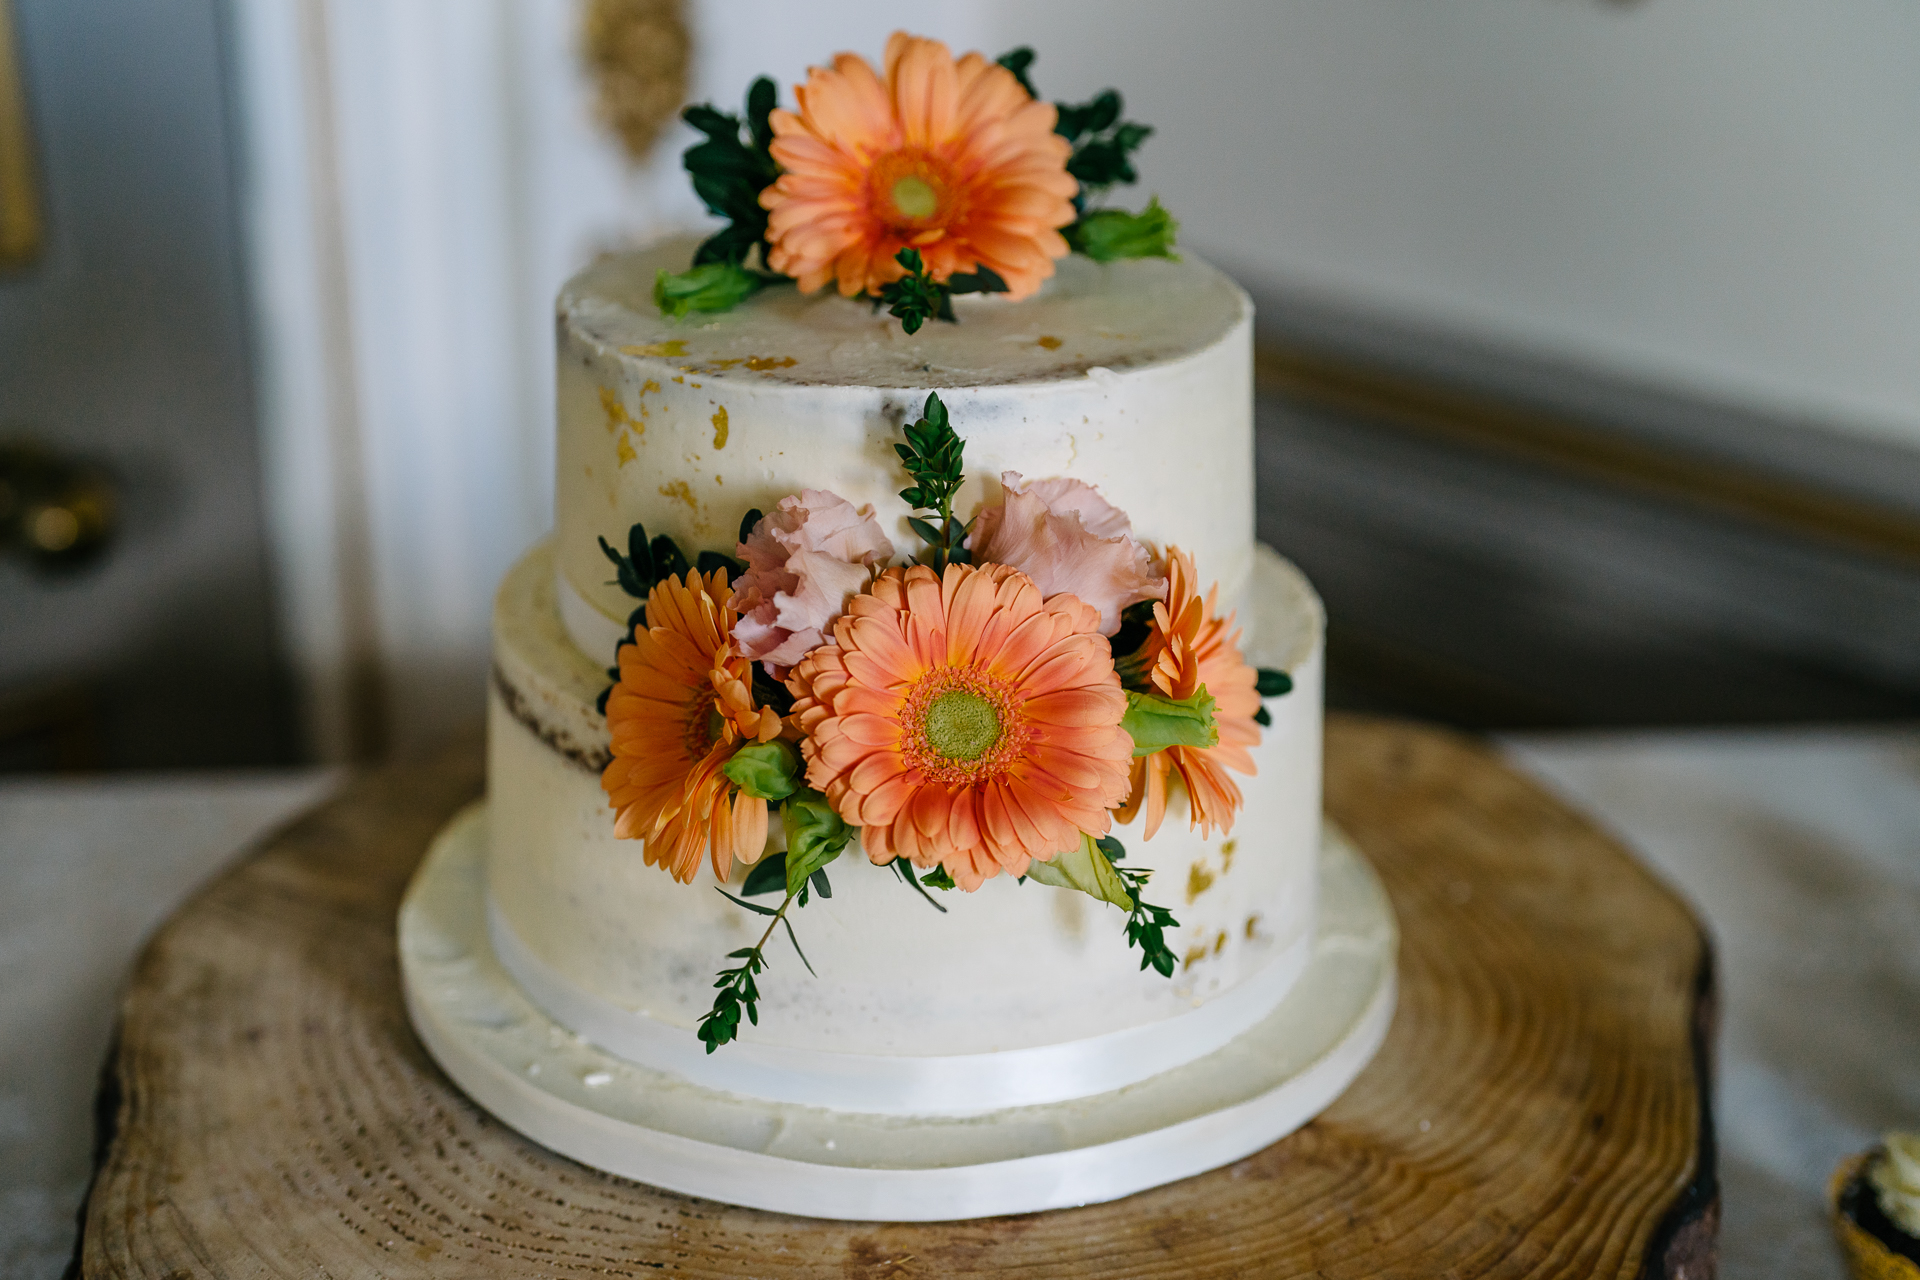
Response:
[967,472,1166,635]
[729,490,895,675]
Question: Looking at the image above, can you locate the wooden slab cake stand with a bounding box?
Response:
[77,716,1718,1278]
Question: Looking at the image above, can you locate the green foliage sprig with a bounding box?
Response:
[701,788,851,1054]
[878,248,954,334]
[1099,838,1180,978]
[681,78,780,268]
[700,882,815,1053]
[895,392,972,569]
[877,250,1012,335]
[993,46,1177,260]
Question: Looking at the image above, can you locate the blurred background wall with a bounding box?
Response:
[4,0,1918,768]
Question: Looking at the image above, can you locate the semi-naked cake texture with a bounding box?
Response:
[486,235,1326,1114]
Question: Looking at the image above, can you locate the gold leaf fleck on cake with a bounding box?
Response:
[616,431,636,467]
[745,354,796,371]
[658,479,696,510]
[622,340,687,358]
[1245,912,1262,940]
[1186,862,1215,903]
[640,378,661,396]
[1213,930,1228,956]
[1036,335,1062,350]
[1220,839,1237,872]
[598,386,641,435]
[714,474,722,484]
[711,406,729,449]
[1182,944,1208,971]
[672,375,684,383]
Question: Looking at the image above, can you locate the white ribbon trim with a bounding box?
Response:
[488,893,1312,1117]
[555,567,630,663]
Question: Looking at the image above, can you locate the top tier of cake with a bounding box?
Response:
[553,235,1253,661]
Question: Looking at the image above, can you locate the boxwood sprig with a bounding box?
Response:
[1099,837,1181,979]
[895,391,972,569]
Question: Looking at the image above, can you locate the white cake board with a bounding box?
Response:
[400,803,1397,1222]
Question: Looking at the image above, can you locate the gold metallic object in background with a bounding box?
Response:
[581,0,690,162]
[0,440,116,566]
[0,0,42,269]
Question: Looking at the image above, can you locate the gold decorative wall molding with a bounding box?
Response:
[581,0,690,163]
[1256,343,1920,570]
[0,0,43,268]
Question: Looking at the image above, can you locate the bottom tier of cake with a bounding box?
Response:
[481,541,1327,1116]
[401,801,1396,1221]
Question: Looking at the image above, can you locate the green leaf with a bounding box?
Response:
[1255,667,1294,698]
[1253,705,1272,727]
[655,261,764,318]
[920,865,957,891]
[894,391,967,539]
[1023,833,1134,910]
[1067,197,1179,263]
[741,852,787,897]
[1122,686,1219,757]
[888,857,949,911]
[1095,834,1126,862]
[946,265,1009,295]
[1116,865,1180,978]
[738,507,763,545]
[696,549,742,577]
[877,248,954,334]
[722,739,801,802]
[995,47,1037,98]
[715,887,779,917]
[782,790,853,897]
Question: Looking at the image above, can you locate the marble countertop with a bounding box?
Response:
[4,727,1916,1278]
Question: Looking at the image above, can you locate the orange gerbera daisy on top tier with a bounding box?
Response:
[787,562,1132,891]
[602,568,784,884]
[760,32,1076,300]
[1119,548,1261,840]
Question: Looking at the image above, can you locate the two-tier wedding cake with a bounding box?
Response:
[400,32,1395,1222]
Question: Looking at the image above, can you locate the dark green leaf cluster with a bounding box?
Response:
[995,47,1038,98]
[1059,95,1153,193]
[895,391,965,517]
[878,248,955,334]
[1116,866,1181,979]
[594,519,749,713]
[681,77,780,269]
[600,520,690,602]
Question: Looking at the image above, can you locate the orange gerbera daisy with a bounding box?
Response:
[760,32,1076,301]
[602,568,784,884]
[787,562,1132,891]
[1119,549,1261,840]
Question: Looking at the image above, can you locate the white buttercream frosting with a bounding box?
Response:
[1873,1132,1920,1237]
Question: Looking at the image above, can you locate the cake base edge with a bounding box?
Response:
[399,803,1396,1222]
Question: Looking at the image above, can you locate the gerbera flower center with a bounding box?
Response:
[869,149,959,233]
[684,694,727,759]
[899,665,1032,783]
[922,690,1001,761]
